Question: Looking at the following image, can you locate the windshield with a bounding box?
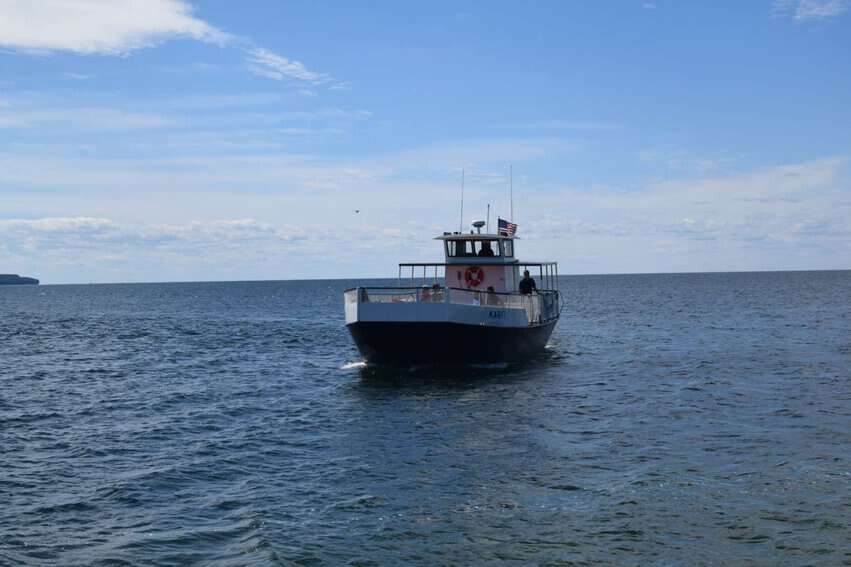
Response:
[447,240,501,257]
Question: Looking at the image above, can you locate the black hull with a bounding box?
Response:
[347,320,557,364]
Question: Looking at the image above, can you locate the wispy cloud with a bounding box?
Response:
[637,148,737,176]
[244,47,333,85]
[516,156,851,272]
[773,0,850,20]
[0,102,174,130]
[523,120,617,132]
[0,216,426,282]
[63,72,94,80]
[0,1,341,91]
[0,217,290,255]
[0,0,228,55]
[1,153,848,279]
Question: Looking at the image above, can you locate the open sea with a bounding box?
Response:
[1,271,849,566]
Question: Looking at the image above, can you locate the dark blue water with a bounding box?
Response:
[2,272,849,566]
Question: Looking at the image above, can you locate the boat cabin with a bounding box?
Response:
[437,232,516,292]
[440,233,515,264]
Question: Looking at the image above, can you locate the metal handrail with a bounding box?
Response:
[395,261,560,292]
[344,286,560,325]
[396,262,558,268]
[343,285,558,297]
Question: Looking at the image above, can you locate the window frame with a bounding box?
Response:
[446,239,504,258]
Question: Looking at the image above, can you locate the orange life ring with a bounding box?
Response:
[464,266,485,287]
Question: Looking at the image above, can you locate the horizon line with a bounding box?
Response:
[17,267,851,287]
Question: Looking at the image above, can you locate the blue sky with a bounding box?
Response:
[1,0,850,283]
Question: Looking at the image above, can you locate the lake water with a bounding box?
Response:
[1,271,849,565]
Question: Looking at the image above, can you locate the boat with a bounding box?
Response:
[344,220,561,364]
[0,274,39,285]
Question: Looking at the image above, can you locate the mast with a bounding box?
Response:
[460,168,465,232]
[510,164,514,222]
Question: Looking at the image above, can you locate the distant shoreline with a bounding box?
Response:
[0,274,39,286]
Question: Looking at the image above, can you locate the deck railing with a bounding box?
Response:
[397,262,560,292]
[345,286,560,325]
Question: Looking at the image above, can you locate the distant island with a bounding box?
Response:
[0,274,39,285]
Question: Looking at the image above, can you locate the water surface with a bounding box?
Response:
[1,272,849,565]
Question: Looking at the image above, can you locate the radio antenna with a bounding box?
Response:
[486,203,490,233]
[459,168,465,232]
[509,164,514,221]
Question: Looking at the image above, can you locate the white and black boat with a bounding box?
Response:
[344,220,561,364]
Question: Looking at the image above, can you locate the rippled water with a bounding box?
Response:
[2,272,849,565]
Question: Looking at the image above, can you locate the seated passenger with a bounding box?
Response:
[486,286,501,306]
[478,241,495,257]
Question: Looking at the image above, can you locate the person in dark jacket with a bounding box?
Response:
[478,241,495,256]
[519,270,537,294]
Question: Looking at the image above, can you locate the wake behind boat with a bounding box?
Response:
[344,219,561,364]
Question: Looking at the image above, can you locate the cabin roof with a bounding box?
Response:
[434,233,514,241]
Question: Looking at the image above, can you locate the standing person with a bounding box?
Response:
[519,270,537,295]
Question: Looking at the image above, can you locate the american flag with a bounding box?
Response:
[498,217,517,237]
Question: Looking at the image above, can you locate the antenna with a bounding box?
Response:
[459,168,465,232]
[510,165,514,221]
[486,203,490,233]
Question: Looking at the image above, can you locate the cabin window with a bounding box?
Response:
[447,239,502,257]
[503,240,513,257]
[472,240,499,257]
[447,240,473,257]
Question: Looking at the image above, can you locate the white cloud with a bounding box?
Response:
[0,2,342,92]
[1,216,118,233]
[0,216,287,258]
[513,156,851,273]
[145,219,279,244]
[245,47,332,85]
[772,0,850,20]
[0,0,228,55]
[1,125,848,280]
[0,216,425,282]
